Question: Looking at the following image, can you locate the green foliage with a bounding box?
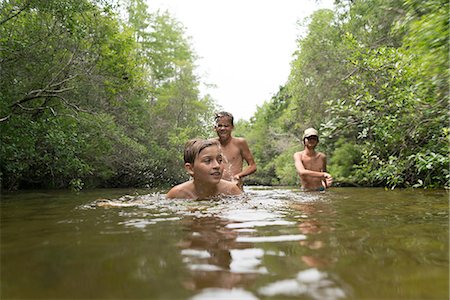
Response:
[408,151,449,188]
[242,0,448,189]
[273,146,299,186]
[323,8,448,188]
[286,9,340,133]
[400,0,449,96]
[241,87,299,185]
[0,112,91,189]
[1,0,447,190]
[0,0,216,190]
[328,138,361,184]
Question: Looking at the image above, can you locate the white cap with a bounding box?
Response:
[303,128,318,139]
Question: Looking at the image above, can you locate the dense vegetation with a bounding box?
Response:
[239,0,449,189]
[1,0,218,190]
[1,0,448,190]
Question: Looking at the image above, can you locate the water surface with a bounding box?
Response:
[1,187,448,299]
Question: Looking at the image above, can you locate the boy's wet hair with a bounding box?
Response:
[184,139,220,164]
[214,111,234,126]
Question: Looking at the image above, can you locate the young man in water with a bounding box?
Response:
[214,112,257,190]
[166,139,241,199]
[293,128,333,191]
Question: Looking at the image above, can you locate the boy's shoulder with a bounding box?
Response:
[293,150,305,157]
[312,151,326,159]
[317,151,327,158]
[231,136,249,146]
[166,181,194,199]
[234,136,247,142]
[218,179,242,195]
[294,150,325,160]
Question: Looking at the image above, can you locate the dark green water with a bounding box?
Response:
[1,187,448,299]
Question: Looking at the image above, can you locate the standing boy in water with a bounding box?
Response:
[166,139,241,199]
[293,128,333,191]
[214,112,257,190]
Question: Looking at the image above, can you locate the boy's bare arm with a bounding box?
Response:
[294,152,333,188]
[166,186,184,199]
[235,138,257,179]
[293,152,331,178]
[321,155,333,186]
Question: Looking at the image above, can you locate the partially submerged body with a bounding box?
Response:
[217,136,256,189]
[166,139,242,200]
[214,112,256,189]
[293,150,331,191]
[166,179,241,200]
[293,128,332,191]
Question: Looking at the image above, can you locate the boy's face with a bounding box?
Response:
[304,136,318,148]
[214,117,233,139]
[186,145,224,184]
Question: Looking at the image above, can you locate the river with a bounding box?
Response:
[1,187,448,299]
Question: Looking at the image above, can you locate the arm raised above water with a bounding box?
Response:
[293,152,333,187]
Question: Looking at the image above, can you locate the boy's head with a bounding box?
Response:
[214,111,234,127]
[184,138,224,182]
[302,127,319,144]
[184,138,220,164]
[214,112,234,140]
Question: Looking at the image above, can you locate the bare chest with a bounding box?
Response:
[221,144,242,164]
[301,154,324,171]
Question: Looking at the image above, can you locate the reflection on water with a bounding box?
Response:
[1,187,448,299]
[179,216,260,291]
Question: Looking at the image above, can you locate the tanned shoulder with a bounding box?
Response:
[234,137,246,145]
[166,182,193,199]
[220,180,242,195]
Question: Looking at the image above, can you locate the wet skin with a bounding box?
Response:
[214,116,257,187]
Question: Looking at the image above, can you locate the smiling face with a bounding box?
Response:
[214,116,234,140]
[186,144,224,184]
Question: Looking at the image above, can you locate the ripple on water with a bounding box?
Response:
[190,288,259,300]
[236,234,307,243]
[81,189,318,235]
[258,268,347,300]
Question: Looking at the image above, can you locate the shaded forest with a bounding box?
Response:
[1,0,448,190]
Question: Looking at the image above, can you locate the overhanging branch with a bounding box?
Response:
[0,0,32,26]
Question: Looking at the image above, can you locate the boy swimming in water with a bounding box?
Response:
[166,139,242,199]
[214,112,257,190]
[293,128,333,191]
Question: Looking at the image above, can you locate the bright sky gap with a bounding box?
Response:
[146,0,335,121]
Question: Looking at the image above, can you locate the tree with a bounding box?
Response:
[242,0,448,188]
[0,0,218,190]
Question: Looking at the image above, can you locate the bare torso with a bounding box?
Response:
[297,151,327,190]
[166,180,241,199]
[219,138,244,181]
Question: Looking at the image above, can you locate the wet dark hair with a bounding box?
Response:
[214,111,234,126]
[184,139,220,164]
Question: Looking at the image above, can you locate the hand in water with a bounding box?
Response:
[232,175,243,190]
[323,173,333,187]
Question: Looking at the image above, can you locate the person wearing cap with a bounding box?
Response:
[293,128,333,191]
